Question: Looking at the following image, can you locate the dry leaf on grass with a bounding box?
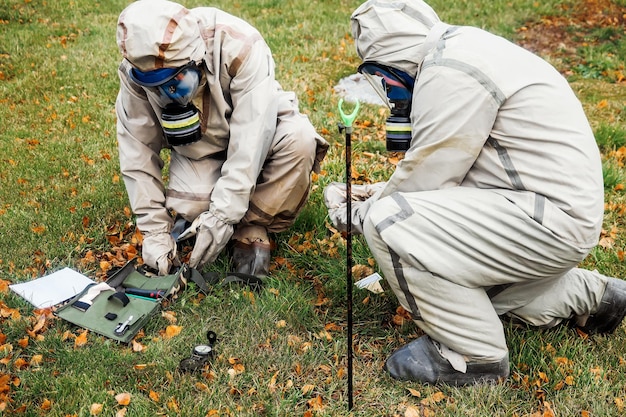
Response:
[115,392,131,406]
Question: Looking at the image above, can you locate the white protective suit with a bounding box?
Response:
[115,1,328,270]
[350,0,610,362]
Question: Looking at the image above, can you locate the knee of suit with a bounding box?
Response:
[165,193,210,223]
[362,206,383,253]
[272,122,319,166]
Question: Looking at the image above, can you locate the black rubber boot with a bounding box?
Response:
[384,336,509,386]
[231,241,271,277]
[578,278,626,335]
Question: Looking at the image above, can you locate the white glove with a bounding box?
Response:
[185,211,234,269]
[142,232,177,275]
[324,182,386,234]
[323,182,386,208]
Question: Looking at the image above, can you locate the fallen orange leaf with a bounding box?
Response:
[167,397,180,412]
[40,398,52,410]
[115,392,131,406]
[195,382,210,392]
[31,225,46,234]
[17,337,28,348]
[149,390,160,402]
[74,330,88,347]
[90,403,103,415]
[405,406,420,417]
[164,325,182,339]
[407,387,421,397]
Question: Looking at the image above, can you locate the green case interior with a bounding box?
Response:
[56,261,183,343]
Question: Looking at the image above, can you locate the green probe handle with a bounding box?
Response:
[338,98,360,131]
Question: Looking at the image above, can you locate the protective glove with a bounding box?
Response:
[184,211,234,269]
[323,181,386,208]
[323,182,386,234]
[142,232,177,275]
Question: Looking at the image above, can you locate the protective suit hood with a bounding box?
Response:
[351,0,441,77]
[117,0,206,71]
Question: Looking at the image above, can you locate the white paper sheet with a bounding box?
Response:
[355,272,384,294]
[9,268,95,308]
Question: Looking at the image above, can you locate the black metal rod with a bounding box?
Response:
[345,127,354,410]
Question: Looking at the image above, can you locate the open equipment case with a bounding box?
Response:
[56,259,187,343]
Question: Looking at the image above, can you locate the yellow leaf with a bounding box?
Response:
[13,358,28,370]
[615,397,624,411]
[149,390,160,402]
[164,325,182,339]
[115,392,131,406]
[90,403,103,415]
[555,357,569,366]
[302,384,315,395]
[40,398,52,410]
[307,395,324,411]
[167,397,180,412]
[276,320,286,328]
[195,382,209,392]
[407,387,421,397]
[115,408,127,417]
[30,354,43,366]
[405,405,420,417]
[17,337,29,348]
[161,311,177,323]
[268,371,278,393]
[243,290,255,304]
[131,340,145,352]
[74,330,88,347]
[31,225,46,234]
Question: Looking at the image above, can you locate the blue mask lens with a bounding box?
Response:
[130,61,202,106]
[157,66,201,105]
[358,62,414,106]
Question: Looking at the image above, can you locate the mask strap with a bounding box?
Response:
[415,22,452,74]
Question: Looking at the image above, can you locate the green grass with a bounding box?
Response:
[1,0,626,416]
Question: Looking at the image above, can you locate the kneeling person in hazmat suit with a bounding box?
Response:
[115,0,328,276]
[325,0,626,385]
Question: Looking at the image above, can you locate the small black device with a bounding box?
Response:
[178,330,218,372]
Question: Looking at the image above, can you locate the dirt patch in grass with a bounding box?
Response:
[515,0,625,75]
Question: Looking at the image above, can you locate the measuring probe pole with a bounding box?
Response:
[338,98,360,411]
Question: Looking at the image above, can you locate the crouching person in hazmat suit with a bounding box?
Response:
[324,0,626,386]
[115,0,328,277]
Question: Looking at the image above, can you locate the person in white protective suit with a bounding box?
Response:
[115,0,328,277]
[324,0,626,385]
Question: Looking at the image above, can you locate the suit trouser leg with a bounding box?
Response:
[362,187,604,361]
[240,110,320,233]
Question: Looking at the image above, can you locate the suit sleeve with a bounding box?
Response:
[208,38,279,224]
[115,62,172,234]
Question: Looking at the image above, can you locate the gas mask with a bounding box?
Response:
[130,61,203,146]
[358,62,415,152]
